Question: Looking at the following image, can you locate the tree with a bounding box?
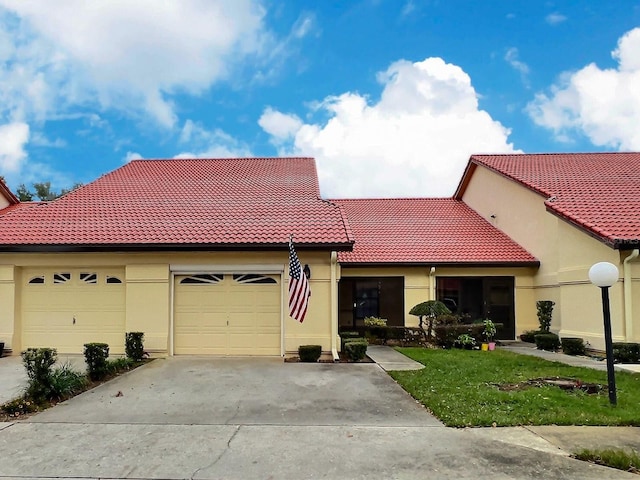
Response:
[33,182,57,201]
[409,300,451,340]
[14,182,83,202]
[16,184,34,201]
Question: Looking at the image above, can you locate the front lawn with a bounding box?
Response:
[389,348,640,427]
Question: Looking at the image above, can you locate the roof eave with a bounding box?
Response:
[338,260,540,268]
[453,158,477,199]
[0,241,355,253]
[545,204,623,250]
[0,180,19,205]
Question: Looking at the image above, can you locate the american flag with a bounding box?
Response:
[288,237,310,323]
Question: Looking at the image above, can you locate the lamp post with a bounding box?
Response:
[588,262,619,406]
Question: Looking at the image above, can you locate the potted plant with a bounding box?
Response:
[483,319,497,351]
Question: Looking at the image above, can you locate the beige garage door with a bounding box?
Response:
[174,273,281,355]
[21,268,126,354]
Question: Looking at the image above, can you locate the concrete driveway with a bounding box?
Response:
[0,357,634,479]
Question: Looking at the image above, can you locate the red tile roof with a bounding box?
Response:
[0,177,18,206]
[0,158,354,250]
[457,153,640,249]
[331,198,538,265]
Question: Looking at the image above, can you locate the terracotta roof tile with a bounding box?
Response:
[331,198,537,265]
[0,158,354,249]
[466,153,640,248]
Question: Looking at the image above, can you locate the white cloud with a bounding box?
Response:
[0,0,270,127]
[545,13,567,25]
[259,57,517,197]
[0,121,29,172]
[504,47,530,87]
[176,119,252,158]
[123,151,143,163]
[528,28,640,149]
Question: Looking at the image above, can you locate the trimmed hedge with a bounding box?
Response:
[520,330,542,343]
[434,324,484,349]
[84,343,110,381]
[534,333,560,352]
[339,326,423,345]
[298,345,322,362]
[339,331,361,350]
[612,342,640,364]
[561,337,585,356]
[344,340,368,362]
[125,332,145,361]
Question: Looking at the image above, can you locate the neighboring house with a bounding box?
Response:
[331,199,538,340]
[455,153,640,350]
[0,158,354,357]
[1,153,638,356]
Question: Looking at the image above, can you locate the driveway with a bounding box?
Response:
[0,357,634,479]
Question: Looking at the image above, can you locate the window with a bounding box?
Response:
[179,274,223,284]
[233,274,277,284]
[106,276,123,284]
[53,273,71,284]
[80,273,98,284]
[28,275,45,284]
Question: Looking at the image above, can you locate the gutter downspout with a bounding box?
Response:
[429,267,436,301]
[331,252,339,361]
[624,249,639,341]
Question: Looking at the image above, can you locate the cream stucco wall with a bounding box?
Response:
[0,250,336,356]
[339,265,536,334]
[461,165,639,350]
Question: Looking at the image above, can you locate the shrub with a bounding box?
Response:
[50,362,88,400]
[0,397,39,417]
[21,347,57,402]
[125,332,145,361]
[84,343,110,381]
[107,357,135,374]
[364,316,387,327]
[536,300,555,333]
[534,333,560,351]
[340,331,361,350]
[454,334,476,349]
[298,345,322,362]
[612,342,640,364]
[561,337,586,356]
[519,330,541,343]
[344,340,368,361]
[409,300,451,339]
[434,324,486,349]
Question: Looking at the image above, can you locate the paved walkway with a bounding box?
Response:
[500,342,640,373]
[366,344,424,370]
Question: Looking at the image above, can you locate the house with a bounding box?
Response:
[1,153,638,356]
[0,158,354,357]
[455,153,640,350]
[330,198,538,340]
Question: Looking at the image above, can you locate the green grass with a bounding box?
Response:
[574,449,640,474]
[389,348,640,427]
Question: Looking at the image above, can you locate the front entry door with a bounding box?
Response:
[483,277,515,340]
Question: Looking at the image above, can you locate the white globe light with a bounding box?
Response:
[588,262,619,288]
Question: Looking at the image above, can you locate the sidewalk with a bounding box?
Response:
[500,342,640,374]
[366,345,424,371]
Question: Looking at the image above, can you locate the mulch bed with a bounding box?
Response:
[285,352,374,363]
[495,377,602,394]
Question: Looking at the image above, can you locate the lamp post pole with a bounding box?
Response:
[599,285,617,406]
[589,261,619,407]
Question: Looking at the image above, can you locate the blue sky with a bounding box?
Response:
[1,1,639,197]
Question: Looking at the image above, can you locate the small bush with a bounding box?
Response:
[340,331,361,350]
[519,330,542,343]
[612,342,640,364]
[561,337,586,356]
[107,357,135,374]
[434,324,485,349]
[84,343,110,381]
[21,347,57,402]
[50,362,88,400]
[125,332,145,361]
[0,397,39,417]
[534,333,560,352]
[536,300,555,333]
[298,345,322,362]
[454,334,476,349]
[363,316,387,327]
[344,340,368,362]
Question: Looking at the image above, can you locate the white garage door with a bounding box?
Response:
[174,273,281,355]
[21,268,126,354]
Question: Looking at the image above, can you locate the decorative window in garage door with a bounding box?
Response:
[232,274,278,284]
[179,274,224,284]
[80,273,98,284]
[54,273,71,284]
[28,275,45,284]
[106,276,122,284]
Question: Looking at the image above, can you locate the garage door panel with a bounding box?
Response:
[21,269,126,354]
[174,273,281,356]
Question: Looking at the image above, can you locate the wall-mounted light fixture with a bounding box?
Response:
[303,264,311,280]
